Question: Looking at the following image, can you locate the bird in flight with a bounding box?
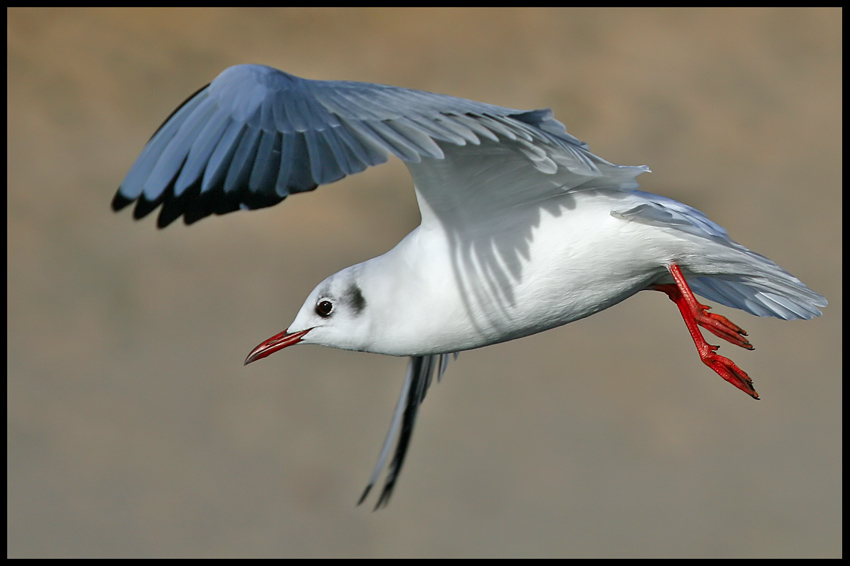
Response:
[114,64,826,508]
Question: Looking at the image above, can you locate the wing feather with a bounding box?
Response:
[115,64,644,226]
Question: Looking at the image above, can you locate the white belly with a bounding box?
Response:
[370,191,681,355]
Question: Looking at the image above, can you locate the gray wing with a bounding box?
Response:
[358,353,454,510]
[113,64,643,227]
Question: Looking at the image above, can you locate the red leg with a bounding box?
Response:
[652,264,759,399]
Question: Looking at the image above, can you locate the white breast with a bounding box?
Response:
[360,190,676,356]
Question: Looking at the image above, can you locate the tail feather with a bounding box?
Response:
[612,191,827,321]
[688,262,826,321]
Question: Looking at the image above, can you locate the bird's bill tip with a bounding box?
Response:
[244,328,311,365]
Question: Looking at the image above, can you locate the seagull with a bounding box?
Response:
[113,64,827,508]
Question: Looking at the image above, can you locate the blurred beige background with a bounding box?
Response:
[7,8,841,558]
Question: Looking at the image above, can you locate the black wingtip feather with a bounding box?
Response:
[132,193,167,222]
[113,170,293,228]
[356,484,373,507]
[111,191,134,212]
[357,355,443,510]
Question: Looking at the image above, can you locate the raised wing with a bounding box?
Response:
[113,64,644,227]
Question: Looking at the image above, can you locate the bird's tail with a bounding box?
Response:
[685,247,826,320]
[613,191,827,320]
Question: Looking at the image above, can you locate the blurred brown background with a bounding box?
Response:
[7,8,841,558]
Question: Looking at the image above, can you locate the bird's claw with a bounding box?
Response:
[695,306,754,350]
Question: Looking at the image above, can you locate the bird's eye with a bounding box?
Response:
[316,299,334,317]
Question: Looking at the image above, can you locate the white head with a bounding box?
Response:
[244,263,385,364]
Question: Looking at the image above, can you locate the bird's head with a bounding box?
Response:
[244,265,376,364]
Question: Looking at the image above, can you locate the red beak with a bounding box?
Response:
[244,328,312,365]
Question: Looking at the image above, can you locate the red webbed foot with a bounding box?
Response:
[652,263,759,399]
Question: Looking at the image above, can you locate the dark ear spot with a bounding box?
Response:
[345,284,367,314]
